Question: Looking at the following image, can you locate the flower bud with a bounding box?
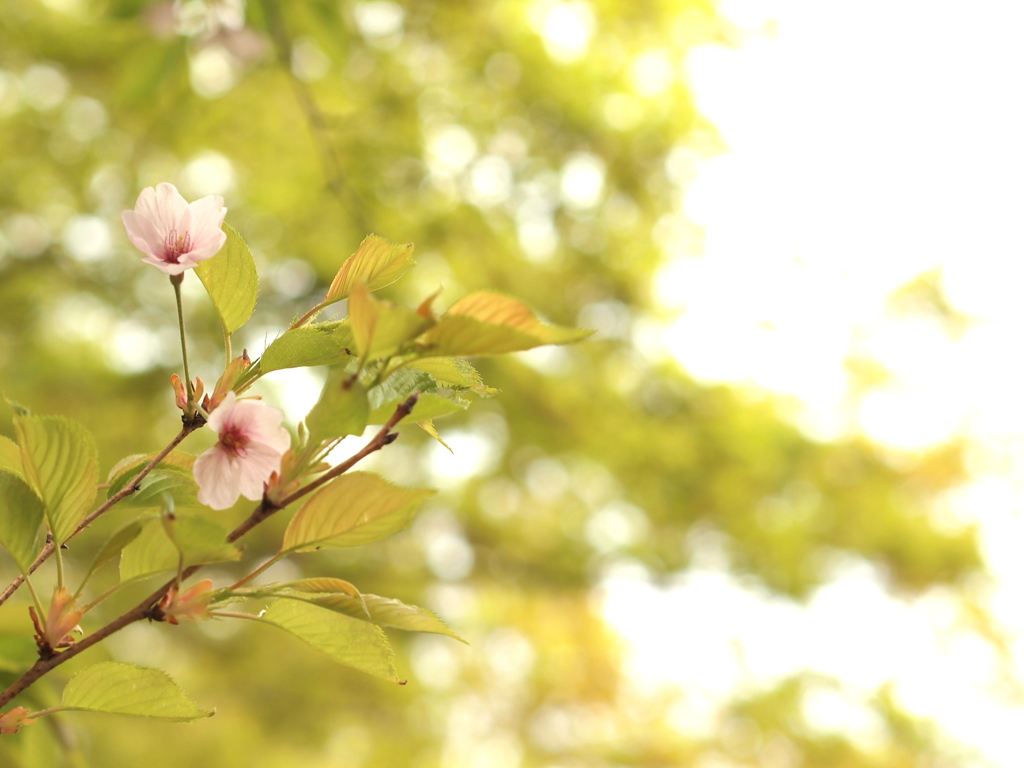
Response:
[159,579,216,625]
[171,374,188,411]
[30,587,84,653]
[208,354,252,410]
[0,707,36,735]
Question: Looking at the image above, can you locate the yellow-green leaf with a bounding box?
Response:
[418,420,453,452]
[120,515,240,582]
[61,662,214,721]
[305,368,370,444]
[367,367,433,409]
[420,292,593,357]
[366,393,467,425]
[0,435,22,477]
[280,577,363,597]
[349,281,433,360]
[259,599,402,683]
[0,470,44,573]
[282,471,434,553]
[324,235,414,303]
[406,358,486,389]
[15,414,99,544]
[260,322,354,373]
[112,471,200,510]
[290,590,465,642]
[79,518,147,587]
[106,451,195,485]
[195,222,259,334]
[105,452,199,509]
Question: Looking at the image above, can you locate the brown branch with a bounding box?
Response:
[223,392,418,542]
[0,397,416,708]
[0,422,202,609]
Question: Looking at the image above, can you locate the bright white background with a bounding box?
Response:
[603,2,1024,766]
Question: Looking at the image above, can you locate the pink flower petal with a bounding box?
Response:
[188,194,227,234]
[140,254,190,275]
[194,445,241,510]
[206,390,239,433]
[235,441,283,501]
[133,183,188,238]
[121,210,165,260]
[233,398,290,453]
[194,392,289,510]
[122,182,228,274]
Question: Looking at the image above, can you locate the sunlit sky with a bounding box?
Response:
[603,2,1024,766]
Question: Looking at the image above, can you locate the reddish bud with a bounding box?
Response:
[0,707,36,735]
[171,374,188,411]
[208,354,252,410]
[159,579,216,625]
[31,587,84,653]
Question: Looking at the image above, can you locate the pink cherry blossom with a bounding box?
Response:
[122,182,227,275]
[193,391,291,510]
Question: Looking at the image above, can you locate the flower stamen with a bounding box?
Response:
[219,426,249,457]
[163,229,193,264]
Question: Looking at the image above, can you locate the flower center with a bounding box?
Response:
[219,425,250,457]
[163,229,193,264]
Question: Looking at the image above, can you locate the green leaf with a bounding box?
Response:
[281,472,434,553]
[105,452,200,510]
[279,577,363,597]
[349,281,433,360]
[367,392,468,426]
[418,420,453,452]
[324,234,414,304]
[406,358,486,390]
[15,414,99,544]
[260,322,354,374]
[259,600,402,683]
[367,367,436,409]
[0,435,23,477]
[61,662,214,721]
[305,368,370,444]
[120,515,240,582]
[78,518,148,588]
[281,588,464,642]
[194,222,259,334]
[106,451,195,485]
[110,470,200,510]
[420,292,593,357]
[0,470,44,572]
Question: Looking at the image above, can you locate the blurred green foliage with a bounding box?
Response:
[0,1,983,766]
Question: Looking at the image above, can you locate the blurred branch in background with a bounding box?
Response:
[256,0,371,233]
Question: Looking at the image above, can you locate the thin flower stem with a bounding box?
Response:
[171,274,194,404]
[26,706,64,719]
[0,397,416,709]
[53,544,64,591]
[0,423,200,608]
[208,611,263,621]
[80,582,124,614]
[229,553,284,591]
[221,322,232,368]
[22,574,45,627]
[288,301,329,330]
